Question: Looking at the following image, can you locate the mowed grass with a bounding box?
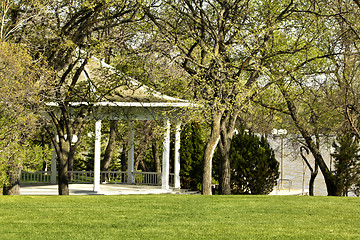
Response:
[0,195,359,239]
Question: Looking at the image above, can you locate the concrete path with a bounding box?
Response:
[269,189,308,196]
[19,184,178,195]
[19,184,307,196]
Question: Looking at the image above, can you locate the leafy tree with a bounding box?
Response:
[354,0,360,8]
[143,0,308,195]
[252,0,360,196]
[287,0,360,196]
[270,68,342,196]
[4,0,142,194]
[324,1,360,141]
[0,41,49,194]
[332,132,360,196]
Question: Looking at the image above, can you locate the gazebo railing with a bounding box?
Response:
[69,171,95,183]
[100,171,127,184]
[21,171,52,184]
[134,172,159,185]
[20,171,174,186]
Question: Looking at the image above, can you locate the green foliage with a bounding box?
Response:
[332,132,360,196]
[0,143,46,185]
[0,41,48,190]
[220,128,279,195]
[180,121,205,191]
[73,120,125,171]
[112,51,190,100]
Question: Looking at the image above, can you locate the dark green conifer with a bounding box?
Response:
[180,121,205,191]
[332,132,360,196]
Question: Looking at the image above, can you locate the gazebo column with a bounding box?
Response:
[162,119,170,190]
[127,122,135,184]
[93,120,101,192]
[174,123,181,189]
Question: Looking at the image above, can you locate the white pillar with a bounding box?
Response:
[127,122,135,184]
[174,123,181,189]
[93,120,101,192]
[162,120,170,190]
[50,144,57,184]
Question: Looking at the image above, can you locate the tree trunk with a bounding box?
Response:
[3,166,21,195]
[282,90,339,196]
[218,110,239,195]
[307,154,319,196]
[58,163,69,195]
[120,143,127,171]
[134,156,148,171]
[58,140,70,195]
[218,129,231,195]
[308,163,318,196]
[134,121,151,171]
[47,104,89,195]
[300,146,318,196]
[152,141,162,185]
[202,111,222,195]
[54,137,84,195]
[68,150,76,181]
[219,147,231,195]
[101,120,117,182]
[68,152,74,179]
[54,136,79,195]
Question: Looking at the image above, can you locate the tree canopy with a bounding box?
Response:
[0,41,49,194]
[1,0,360,196]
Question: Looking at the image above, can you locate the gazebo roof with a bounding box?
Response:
[47,56,194,120]
[81,57,190,104]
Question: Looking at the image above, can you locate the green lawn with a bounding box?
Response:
[0,195,359,239]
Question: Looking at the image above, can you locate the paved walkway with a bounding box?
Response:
[269,189,308,196]
[18,184,307,196]
[19,184,180,195]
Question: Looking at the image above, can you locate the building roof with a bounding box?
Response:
[47,55,195,120]
[80,57,190,104]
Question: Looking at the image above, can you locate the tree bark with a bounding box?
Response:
[219,129,232,195]
[308,163,319,196]
[53,134,85,195]
[101,120,117,182]
[68,152,74,178]
[58,139,70,195]
[51,131,82,196]
[282,89,339,196]
[3,166,21,195]
[134,121,151,171]
[218,110,239,195]
[120,143,127,171]
[300,146,318,196]
[219,145,231,195]
[152,141,162,185]
[202,111,222,195]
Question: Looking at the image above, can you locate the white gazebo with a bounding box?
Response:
[47,57,194,193]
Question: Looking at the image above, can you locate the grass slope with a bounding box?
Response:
[0,195,359,239]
